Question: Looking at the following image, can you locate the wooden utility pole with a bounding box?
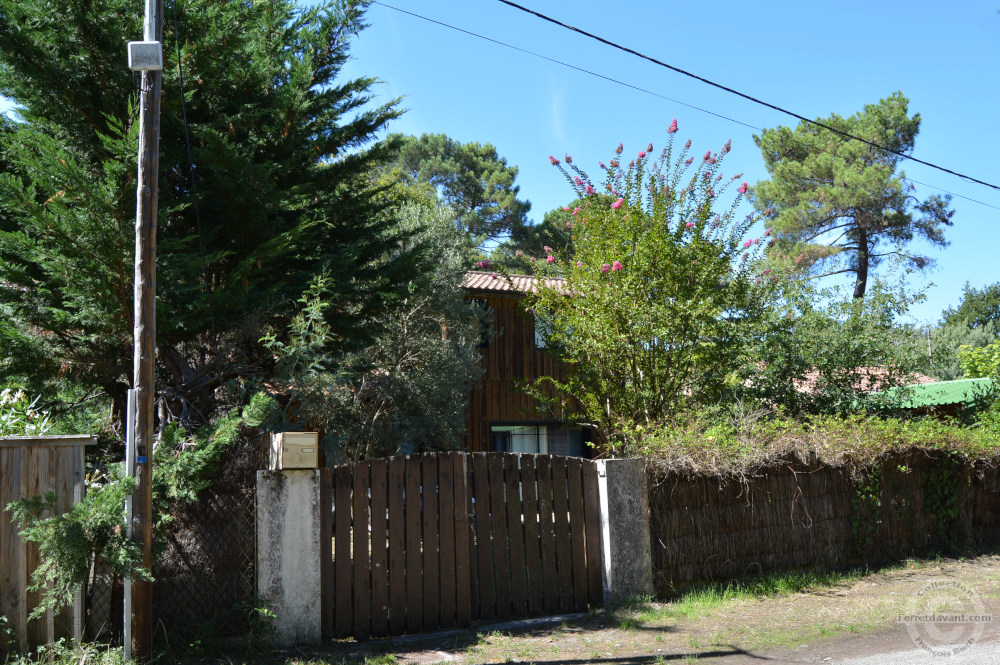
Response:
[130,0,163,658]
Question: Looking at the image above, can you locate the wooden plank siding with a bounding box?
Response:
[462,291,569,452]
[0,436,93,655]
[323,452,602,640]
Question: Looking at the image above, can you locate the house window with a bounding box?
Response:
[490,423,586,457]
[533,312,552,349]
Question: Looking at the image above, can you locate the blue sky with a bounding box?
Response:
[337,0,999,324]
[3,0,997,324]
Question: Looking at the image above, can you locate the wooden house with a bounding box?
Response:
[460,271,590,456]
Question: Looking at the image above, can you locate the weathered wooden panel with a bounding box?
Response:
[488,454,512,619]
[520,455,543,614]
[551,457,574,612]
[386,457,406,635]
[0,436,92,655]
[567,458,588,612]
[535,455,559,613]
[437,453,457,628]
[320,452,601,641]
[504,455,527,616]
[471,453,495,620]
[333,464,353,638]
[582,461,604,606]
[352,463,371,640]
[404,456,423,633]
[421,454,440,631]
[319,469,334,640]
[369,460,388,637]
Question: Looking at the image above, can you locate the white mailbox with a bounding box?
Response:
[269,432,320,470]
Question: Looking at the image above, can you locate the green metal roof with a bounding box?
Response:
[880,378,997,409]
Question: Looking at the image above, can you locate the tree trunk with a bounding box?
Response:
[853,226,869,300]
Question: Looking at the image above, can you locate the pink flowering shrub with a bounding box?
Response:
[526,122,778,453]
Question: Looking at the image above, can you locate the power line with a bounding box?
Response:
[371,1,999,211]
[495,0,1000,195]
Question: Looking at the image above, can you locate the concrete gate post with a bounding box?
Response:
[257,470,323,646]
[596,458,654,605]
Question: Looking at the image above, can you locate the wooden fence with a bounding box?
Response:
[321,452,603,640]
[0,435,93,654]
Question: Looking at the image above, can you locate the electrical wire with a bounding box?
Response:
[495,0,1000,194]
[371,1,1000,211]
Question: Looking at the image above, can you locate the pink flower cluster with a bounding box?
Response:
[546,255,555,264]
[548,155,560,165]
[584,184,595,195]
[738,182,748,194]
[611,197,624,210]
[685,222,696,229]
[667,119,678,133]
[476,260,491,269]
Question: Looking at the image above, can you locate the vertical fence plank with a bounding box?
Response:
[405,456,423,633]
[319,468,334,640]
[353,463,371,640]
[551,457,574,612]
[535,455,558,613]
[23,445,48,647]
[421,454,440,631]
[52,445,77,640]
[519,455,543,614]
[504,455,527,616]
[582,461,603,607]
[566,458,588,611]
[472,453,495,620]
[0,446,26,652]
[387,457,407,635]
[489,454,512,619]
[438,453,457,628]
[370,460,389,637]
[334,464,354,638]
[453,453,473,626]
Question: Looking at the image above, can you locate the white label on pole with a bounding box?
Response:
[127,41,163,71]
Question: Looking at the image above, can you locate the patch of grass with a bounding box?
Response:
[644,568,870,622]
[3,640,125,665]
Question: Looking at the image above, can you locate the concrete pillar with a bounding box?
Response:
[256,470,322,646]
[596,458,654,605]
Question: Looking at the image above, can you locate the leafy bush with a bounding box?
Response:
[642,411,1000,478]
[0,390,51,436]
[5,393,277,617]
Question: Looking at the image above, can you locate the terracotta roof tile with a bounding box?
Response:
[461,271,565,294]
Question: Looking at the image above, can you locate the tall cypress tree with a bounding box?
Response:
[0,0,418,426]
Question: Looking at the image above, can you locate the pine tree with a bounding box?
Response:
[0,0,419,427]
[751,93,953,299]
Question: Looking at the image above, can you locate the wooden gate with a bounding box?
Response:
[320,452,603,640]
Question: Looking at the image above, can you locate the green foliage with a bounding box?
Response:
[386,133,531,242]
[641,412,1000,478]
[942,281,1000,330]
[0,389,51,436]
[0,0,419,429]
[265,203,485,461]
[526,131,777,453]
[2,638,125,665]
[850,463,883,557]
[5,393,276,619]
[958,340,1000,379]
[744,279,929,415]
[6,476,150,620]
[923,320,998,380]
[493,200,577,273]
[751,92,953,299]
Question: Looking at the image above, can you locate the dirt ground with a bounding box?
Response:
[273,554,1000,665]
